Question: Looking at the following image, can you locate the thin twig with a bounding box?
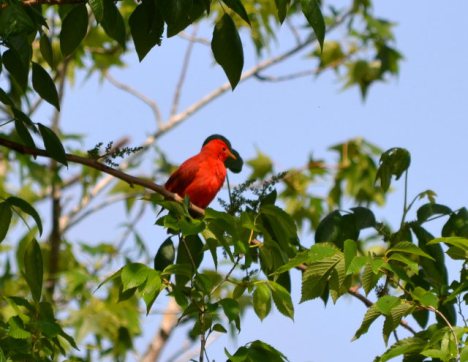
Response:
[178,31,211,46]
[158,11,351,138]
[427,306,460,361]
[0,137,205,216]
[104,71,163,127]
[254,69,316,82]
[170,25,198,118]
[141,298,181,362]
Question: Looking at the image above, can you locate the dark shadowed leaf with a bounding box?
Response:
[60,4,88,57]
[211,14,244,90]
[220,298,241,331]
[15,119,36,148]
[416,203,452,223]
[32,62,60,110]
[351,206,376,229]
[89,0,104,21]
[375,148,411,192]
[154,237,175,271]
[129,0,164,61]
[222,0,250,25]
[6,196,43,235]
[274,0,290,23]
[161,0,205,37]
[175,234,204,286]
[0,202,12,243]
[3,48,29,91]
[301,0,325,51]
[24,239,43,302]
[39,34,54,68]
[38,123,68,167]
[101,0,126,47]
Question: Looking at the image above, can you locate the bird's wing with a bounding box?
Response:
[164,155,200,195]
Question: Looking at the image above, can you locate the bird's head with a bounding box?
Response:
[202,134,243,173]
[202,139,237,162]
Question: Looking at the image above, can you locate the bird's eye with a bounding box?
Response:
[222,147,226,151]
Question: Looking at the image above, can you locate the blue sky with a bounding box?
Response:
[47,1,468,361]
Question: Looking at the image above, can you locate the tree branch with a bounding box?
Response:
[170,25,198,118]
[141,298,180,362]
[104,71,163,127]
[157,11,351,138]
[0,137,205,216]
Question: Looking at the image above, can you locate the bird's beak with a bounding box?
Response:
[227,149,237,160]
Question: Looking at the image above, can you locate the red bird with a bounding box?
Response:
[165,138,236,209]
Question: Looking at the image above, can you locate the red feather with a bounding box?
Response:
[165,139,236,209]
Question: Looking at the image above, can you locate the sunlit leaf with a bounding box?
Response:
[253,283,271,320]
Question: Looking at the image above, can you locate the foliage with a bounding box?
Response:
[0,0,465,361]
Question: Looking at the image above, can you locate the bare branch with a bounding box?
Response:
[104,71,163,127]
[141,298,181,362]
[158,11,351,138]
[0,136,205,216]
[178,31,211,46]
[170,25,198,118]
[254,69,317,82]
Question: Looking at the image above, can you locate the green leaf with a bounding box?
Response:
[375,148,411,191]
[212,323,227,333]
[300,253,341,302]
[442,207,468,237]
[300,0,325,51]
[382,303,414,345]
[121,263,149,292]
[129,0,164,61]
[352,304,381,341]
[175,234,204,286]
[220,298,241,331]
[0,88,14,106]
[377,337,426,362]
[89,0,104,21]
[161,0,205,37]
[60,4,88,57]
[32,62,60,110]
[101,0,126,47]
[362,260,382,295]
[211,14,244,90]
[253,283,271,320]
[222,0,250,25]
[140,269,162,314]
[274,0,290,23]
[387,241,435,260]
[0,202,12,243]
[416,203,452,223]
[247,150,273,179]
[6,196,43,235]
[351,207,376,229]
[375,295,400,316]
[8,316,31,339]
[38,123,68,167]
[24,239,43,302]
[15,119,36,149]
[39,34,54,68]
[3,48,29,91]
[269,281,294,319]
[343,239,357,273]
[411,287,438,308]
[154,237,175,271]
[428,236,468,251]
